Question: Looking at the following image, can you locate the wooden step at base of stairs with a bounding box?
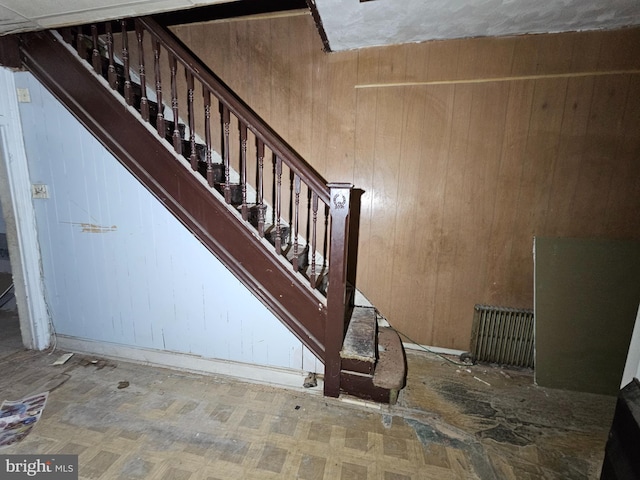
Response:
[340,325,407,405]
[372,327,407,404]
[340,306,376,375]
[340,370,399,404]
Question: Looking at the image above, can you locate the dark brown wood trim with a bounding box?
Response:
[340,371,392,404]
[341,357,374,375]
[324,183,352,397]
[305,0,331,52]
[153,0,308,28]
[17,30,327,360]
[0,35,22,69]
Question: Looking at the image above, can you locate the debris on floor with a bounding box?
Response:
[79,357,115,370]
[303,372,317,388]
[117,381,130,389]
[51,352,74,365]
[0,392,48,449]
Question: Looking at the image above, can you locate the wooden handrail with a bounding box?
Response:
[136,17,331,205]
[52,17,354,398]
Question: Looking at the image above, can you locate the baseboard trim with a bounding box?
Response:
[402,342,466,357]
[55,335,324,394]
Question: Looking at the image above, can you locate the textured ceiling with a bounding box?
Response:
[0,0,231,34]
[314,0,640,51]
[1,0,639,51]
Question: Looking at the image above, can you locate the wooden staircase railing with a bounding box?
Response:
[8,17,356,398]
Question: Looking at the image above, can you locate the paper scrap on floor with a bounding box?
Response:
[0,392,48,449]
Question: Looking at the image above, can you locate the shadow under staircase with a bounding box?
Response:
[1,16,406,404]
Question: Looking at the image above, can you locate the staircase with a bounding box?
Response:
[1,16,406,404]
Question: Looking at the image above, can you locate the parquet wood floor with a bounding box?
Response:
[0,343,615,479]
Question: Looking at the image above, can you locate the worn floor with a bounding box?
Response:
[0,310,616,479]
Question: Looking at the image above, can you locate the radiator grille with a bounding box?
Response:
[469,304,534,368]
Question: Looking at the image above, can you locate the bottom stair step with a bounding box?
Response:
[341,306,377,374]
[373,327,407,392]
[340,320,407,405]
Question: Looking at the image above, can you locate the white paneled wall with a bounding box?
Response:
[14,71,322,374]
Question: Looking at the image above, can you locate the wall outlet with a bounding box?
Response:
[31,184,49,199]
[16,88,31,103]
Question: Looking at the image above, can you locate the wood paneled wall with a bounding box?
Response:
[172,15,640,350]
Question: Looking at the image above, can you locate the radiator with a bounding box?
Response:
[469,304,535,368]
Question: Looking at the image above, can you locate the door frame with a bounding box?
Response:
[0,67,50,350]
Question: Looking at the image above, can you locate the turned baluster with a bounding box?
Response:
[121,20,133,106]
[274,156,283,255]
[153,40,165,137]
[256,139,265,237]
[221,105,231,203]
[135,22,149,122]
[292,174,301,272]
[169,53,181,154]
[310,192,318,287]
[204,88,214,186]
[186,71,196,170]
[239,123,248,219]
[91,25,101,75]
[105,23,117,90]
[322,203,329,273]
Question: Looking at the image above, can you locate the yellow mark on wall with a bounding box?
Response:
[66,222,117,233]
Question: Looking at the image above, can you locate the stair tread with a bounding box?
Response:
[341,306,376,363]
[373,327,406,390]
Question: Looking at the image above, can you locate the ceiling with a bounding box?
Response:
[0,0,231,34]
[1,0,639,51]
[314,0,640,51]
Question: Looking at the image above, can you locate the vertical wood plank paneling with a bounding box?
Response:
[509,77,568,305]
[425,39,460,81]
[510,36,541,77]
[363,44,408,313]
[569,32,602,72]
[16,72,319,371]
[411,84,455,340]
[367,84,405,312]
[173,18,640,350]
[270,17,291,143]
[453,82,510,338]
[570,74,630,236]
[407,42,460,341]
[288,15,314,161]
[386,83,427,329]
[484,80,535,305]
[309,29,330,178]
[431,84,473,345]
[604,75,640,238]
[596,28,640,72]
[533,34,575,75]
[386,45,428,335]
[542,76,594,237]
[352,48,380,297]
[455,36,515,80]
[325,52,358,182]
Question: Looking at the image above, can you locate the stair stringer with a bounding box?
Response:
[17,29,328,362]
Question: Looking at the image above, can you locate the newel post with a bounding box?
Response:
[324,183,353,398]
